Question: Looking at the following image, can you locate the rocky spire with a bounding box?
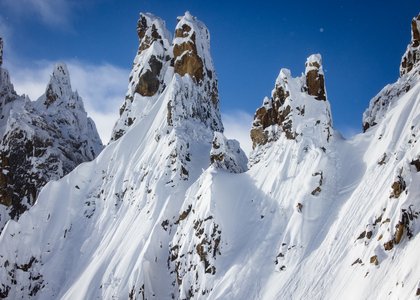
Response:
[305,54,326,100]
[167,11,223,131]
[43,63,73,108]
[173,12,213,84]
[250,54,332,151]
[111,13,171,141]
[400,14,420,76]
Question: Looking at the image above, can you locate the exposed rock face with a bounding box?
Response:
[305,54,326,101]
[400,14,420,76]
[364,13,420,132]
[111,13,171,141]
[250,55,332,150]
[210,132,247,173]
[172,11,213,85]
[0,62,103,231]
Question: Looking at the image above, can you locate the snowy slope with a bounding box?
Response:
[1,11,420,300]
[0,47,103,231]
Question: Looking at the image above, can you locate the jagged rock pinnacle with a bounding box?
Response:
[173,12,216,91]
[250,55,332,150]
[135,13,171,97]
[305,54,326,101]
[44,63,72,108]
[400,14,420,76]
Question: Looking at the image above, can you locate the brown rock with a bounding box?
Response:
[305,55,326,101]
[390,176,406,198]
[370,255,379,265]
[400,14,420,76]
[394,222,404,244]
[135,55,163,96]
[137,19,163,54]
[173,32,204,82]
[384,240,394,251]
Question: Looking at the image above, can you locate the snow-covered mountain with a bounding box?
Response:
[0,41,103,231]
[0,11,419,300]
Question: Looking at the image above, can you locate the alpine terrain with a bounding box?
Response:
[0,38,103,232]
[0,11,419,300]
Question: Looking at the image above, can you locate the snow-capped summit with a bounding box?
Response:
[250,54,333,152]
[111,13,171,140]
[0,56,103,231]
[168,11,223,131]
[41,63,73,108]
[112,11,223,141]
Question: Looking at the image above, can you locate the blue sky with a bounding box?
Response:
[0,0,418,149]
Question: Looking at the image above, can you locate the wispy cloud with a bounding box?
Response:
[1,0,76,28]
[222,111,253,156]
[8,60,128,144]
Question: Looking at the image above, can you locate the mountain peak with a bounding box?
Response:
[400,13,420,76]
[112,12,222,141]
[42,63,74,108]
[250,55,333,150]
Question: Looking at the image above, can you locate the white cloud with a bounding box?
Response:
[1,0,75,27]
[222,111,253,156]
[8,60,128,144]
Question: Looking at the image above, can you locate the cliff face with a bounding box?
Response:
[0,47,103,231]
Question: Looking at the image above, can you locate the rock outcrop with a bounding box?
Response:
[250,55,332,150]
[0,55,103,231]
[305,54,326,100]
[210,132,247,173]
[363,13,420,132]
[400,14,420,76]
